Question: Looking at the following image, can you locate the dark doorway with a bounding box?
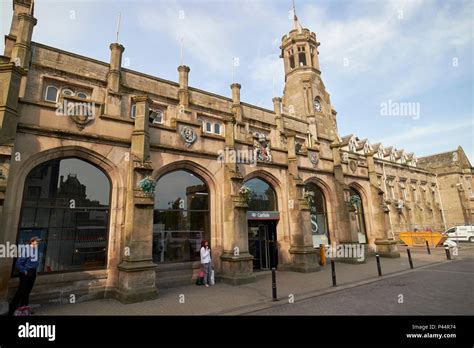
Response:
[248,220,278,270]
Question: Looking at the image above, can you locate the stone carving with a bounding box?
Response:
[308,151,319,167]
[349,160,357,173]
[253,133,272,162]
[180,126,197,147]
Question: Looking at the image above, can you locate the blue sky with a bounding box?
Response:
[1,0,472,162]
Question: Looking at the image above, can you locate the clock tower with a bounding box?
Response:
[280,11,338,142]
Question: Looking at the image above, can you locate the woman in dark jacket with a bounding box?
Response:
[8,237,40,315]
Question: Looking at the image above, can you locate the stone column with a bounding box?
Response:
[219,84,254,285]
[116,96,158,303]
[0,63,27,315]
[283,131,319,272]
[230,83,242,122]
[10,13,37,69]
[177,65,190,108]
[330,140,359,258]
[105,43,125,117]
[272,97,283,147]
[367,154,400,257]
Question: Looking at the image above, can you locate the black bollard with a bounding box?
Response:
[330,259,337,287]
[425,240,431,255]
[407,248,414,269]
[445,247,451,260]
[376,253,382,276]
[271,267,278,301]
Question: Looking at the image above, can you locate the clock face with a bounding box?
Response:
[314,99,322,112]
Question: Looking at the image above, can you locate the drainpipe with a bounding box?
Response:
[435,173,447,230]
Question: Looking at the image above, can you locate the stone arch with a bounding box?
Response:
[243,170,283,211]
[2,145,123,273]
[304,177,335,243]
[348,182,370,243]
[152,160,219,250]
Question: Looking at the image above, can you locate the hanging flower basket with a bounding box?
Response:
[139,176,156,193]
[349,195,361,209]
[239,185,253,204]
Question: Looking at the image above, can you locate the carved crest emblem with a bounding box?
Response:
[349,160,357,173]
[180,126,197,147]
[253,133,272,162]
[308,152,319,167]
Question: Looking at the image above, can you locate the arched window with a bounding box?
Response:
[44,86,59,102]
[244,177,277,211]
[61,88,74,97]
[214,123,221,134]
[15,158,111,275]
[305,183,330,246]
[205,122,212,133]
[153,170,210,263]
[130,104,136,119]
[349,188,367,244]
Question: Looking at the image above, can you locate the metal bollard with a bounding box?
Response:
[376,253,382,276]
[271,267,278,301]
[445,247,451,260]
[407,248,414,269]
[330,259,337,287]
[425,240,431,255]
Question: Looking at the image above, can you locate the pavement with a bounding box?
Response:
[33,244,474,316]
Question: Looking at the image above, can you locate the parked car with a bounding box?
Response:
[443,226,474,243]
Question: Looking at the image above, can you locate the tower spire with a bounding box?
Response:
[292,0,302,32]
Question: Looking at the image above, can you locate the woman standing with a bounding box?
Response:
[200,240,212,287]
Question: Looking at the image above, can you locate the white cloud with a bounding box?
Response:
[374,118,474,162]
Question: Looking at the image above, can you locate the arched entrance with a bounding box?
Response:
[153,170,210,263]
[349,187,368,244]
[15,158,111,275]
[244,177,278,270]
[304,183,330,246]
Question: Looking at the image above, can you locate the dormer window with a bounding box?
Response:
[44,85,59,102]
[348,139,356,152]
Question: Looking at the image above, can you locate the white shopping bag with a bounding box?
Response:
[210,269,215,285]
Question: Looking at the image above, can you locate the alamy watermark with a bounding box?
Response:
[55,100,95,119]
[325,243,365,262]
[0,242,38,261]
[380,99,420,120]
[217,148,257,167]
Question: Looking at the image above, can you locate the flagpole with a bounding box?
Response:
[116,12,121,43]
